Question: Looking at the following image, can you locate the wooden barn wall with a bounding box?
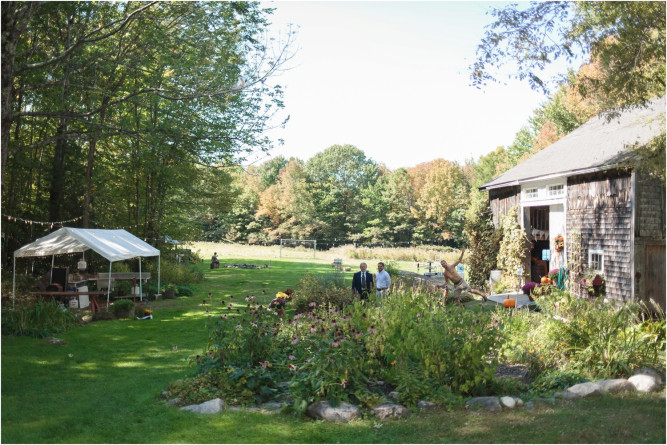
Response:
[566,170,633,303]
[633,170,666,311]
[488,186,521,228]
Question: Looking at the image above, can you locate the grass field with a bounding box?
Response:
[2,247,665,443]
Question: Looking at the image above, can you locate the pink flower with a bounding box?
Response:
[291,337,300,345]
[341,379,347,388]
[355,332,362,338]
[259,361,269,369]
[310,327,317,333]
[332,341,339,348]
[367,327,376,334]
[289,354,296,360]
[309,302,317,308]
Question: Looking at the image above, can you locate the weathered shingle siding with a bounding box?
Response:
[488,186,521,227]
[635,170,666,238]
[566,170,633,303]
[634,169,666,309]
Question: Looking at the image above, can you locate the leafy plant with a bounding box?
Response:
[292,272,355,313]
[496,206,527,290]
[111,299,134,318]
[1,298,79,337]
[530,369,588,394]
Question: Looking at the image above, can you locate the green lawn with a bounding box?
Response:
[2,257,665,443]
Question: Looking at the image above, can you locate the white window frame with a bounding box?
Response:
[588,249,604,273]
[524,188,538,199]
[548,184,565,197]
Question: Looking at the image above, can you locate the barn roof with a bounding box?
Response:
[480,96,665,191]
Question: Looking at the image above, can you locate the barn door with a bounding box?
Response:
[645,244,666,311]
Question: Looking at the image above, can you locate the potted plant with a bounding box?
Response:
[162,283,178,299]
[111,298,134,319]
[135,306,153,320]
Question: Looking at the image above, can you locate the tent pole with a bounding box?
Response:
[12,254,16,309]
[139,257,143,302]
[107,262,112,310]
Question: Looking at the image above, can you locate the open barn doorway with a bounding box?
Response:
[528,206,550,282]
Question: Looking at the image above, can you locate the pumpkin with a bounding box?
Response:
[541,276,551,284]
[503,298,516,308]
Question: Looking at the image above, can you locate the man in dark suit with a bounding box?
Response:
[352,262,373,299]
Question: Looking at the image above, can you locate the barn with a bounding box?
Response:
[479,96,665,310]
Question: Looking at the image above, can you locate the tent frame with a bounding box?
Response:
[12,228,161,310]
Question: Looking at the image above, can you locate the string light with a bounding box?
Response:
[3,214,83,226]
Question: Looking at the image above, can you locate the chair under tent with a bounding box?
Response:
[12,227,161,310]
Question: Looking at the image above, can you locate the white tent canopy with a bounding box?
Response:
[13,227,161,308]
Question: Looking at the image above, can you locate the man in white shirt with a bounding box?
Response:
[375,262,391,297]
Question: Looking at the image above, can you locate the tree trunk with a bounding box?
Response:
[1,2,41,188]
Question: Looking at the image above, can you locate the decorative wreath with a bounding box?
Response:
[554,235,564,252]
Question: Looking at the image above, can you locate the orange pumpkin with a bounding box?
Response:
[541,276,551,284]
[503,298,516,308]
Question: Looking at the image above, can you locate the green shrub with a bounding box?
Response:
[496,206,527,290]
[111,299,134,318]
[464,190,500,290]
[366,290,499,402]
[292,272,355,313]
[145,259,203,285]
[497,290,666,380]
[1,298,79,337]
[176,284,195,297]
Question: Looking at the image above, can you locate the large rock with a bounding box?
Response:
[566,382,604,398]
[373,403,411,420]
[596,379,636,394]
[306,401,360,422]
[466,397,502,412]
[500,396,517,409]
[180,398,225,414]
[417,400,438,411]
[629,373,662,393]
[166,397,183,406]
[634,367,663,383]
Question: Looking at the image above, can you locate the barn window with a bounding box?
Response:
[548,184,564,196]
[524,188,538,199]
[589,249,604,273]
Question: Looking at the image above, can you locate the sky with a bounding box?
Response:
[255,1,581,170]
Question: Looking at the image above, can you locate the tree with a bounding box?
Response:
[409,159,468,245]
[471,1,665,111]
[305,144,379,241]
[1,2,295,261]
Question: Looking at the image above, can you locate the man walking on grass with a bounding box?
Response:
[440,247,488,303]
[375,262,391,297]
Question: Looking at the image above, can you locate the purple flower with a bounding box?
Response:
[521,282,539,294]
[291,337,300,345]
[289,354,296,360]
